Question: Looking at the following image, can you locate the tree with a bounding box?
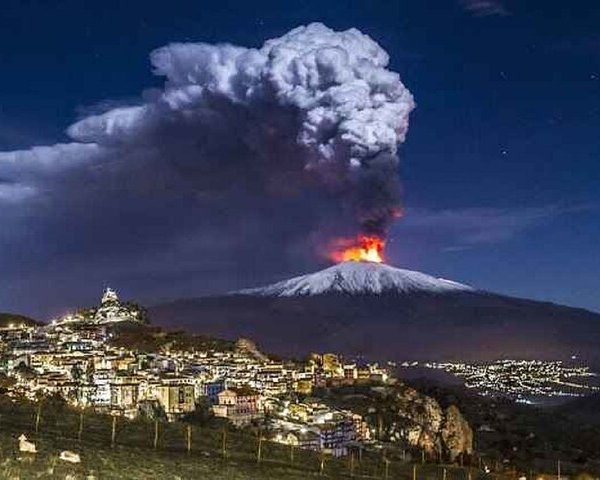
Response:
[85,361,95,382]
[71,365,83,381]
[181,397,214,426]
[15,362,36,380]
[122,302,150,324]
[0,372,16,392]
[138,400,167,421]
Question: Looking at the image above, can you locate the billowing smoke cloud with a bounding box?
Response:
[0,23,414,315]
[67,23,414,235]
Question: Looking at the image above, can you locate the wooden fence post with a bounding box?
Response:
[78,409,84,442]
[111,415,117,447]
[443,467,447,480]
[153,420,159,449]
[319,452,325,476]
[256,433,263,464]
[413,463,417,480]
[422,450,425,464]
[35,402,42,434]
[186,424,192,454]
[290,444,295,465]
[350,451,355,477]
[221,428,227,457]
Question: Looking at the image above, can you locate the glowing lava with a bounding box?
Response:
[331,235,385,263]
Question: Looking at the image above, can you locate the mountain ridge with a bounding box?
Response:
[150,262,600,364]
[0,313,40,328]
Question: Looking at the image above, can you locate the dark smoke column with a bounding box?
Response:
[354,152,404,238]
[64,23,414,258]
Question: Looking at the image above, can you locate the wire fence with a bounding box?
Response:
[0,399,494,480]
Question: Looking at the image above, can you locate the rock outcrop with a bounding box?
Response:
[235,338,268,362]
[385,385,473,461]
[441,405,473,461]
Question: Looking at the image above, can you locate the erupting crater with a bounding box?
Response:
[330,235,385,263]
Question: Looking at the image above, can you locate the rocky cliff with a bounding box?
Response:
[441,405,473,461]
[389,384,473,461]
[235,337,269,362]
[318,383,473,462]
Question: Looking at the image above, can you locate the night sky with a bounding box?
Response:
[1,0,599,319]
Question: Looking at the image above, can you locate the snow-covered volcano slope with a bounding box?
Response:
[150,262,600,363]
[240,261,474,297]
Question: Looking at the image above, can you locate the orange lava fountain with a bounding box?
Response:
[330,235,385,263]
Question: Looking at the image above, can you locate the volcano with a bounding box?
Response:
[239,262,474,296]
[150,262,600,363]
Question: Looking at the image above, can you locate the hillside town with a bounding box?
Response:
[0,288,392,457]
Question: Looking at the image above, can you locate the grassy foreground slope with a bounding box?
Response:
[0,396,487,480]
[0,431,317,480]
[0,430,487,480]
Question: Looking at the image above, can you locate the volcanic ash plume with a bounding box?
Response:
[0,23,414,281]
[68,24,414,241]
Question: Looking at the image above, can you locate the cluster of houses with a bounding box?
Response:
[0,288,391,456]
